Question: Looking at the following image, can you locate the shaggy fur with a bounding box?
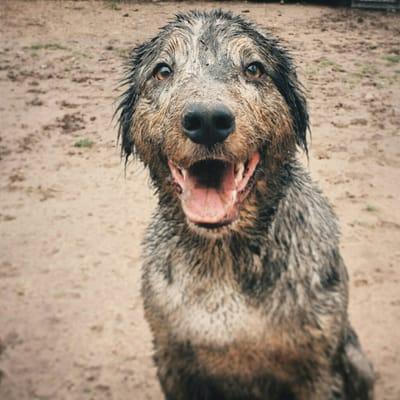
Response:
[117,10,374,400]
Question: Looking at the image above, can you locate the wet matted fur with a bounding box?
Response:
[117,10,374,400]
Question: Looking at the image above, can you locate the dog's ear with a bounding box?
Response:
[238,18,310,152]
[116,41,152,162]
[255,31,309,153]
[269,46,310,153]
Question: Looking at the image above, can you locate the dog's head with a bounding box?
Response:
[118,10,308,234]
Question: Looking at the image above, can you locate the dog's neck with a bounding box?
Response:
[147,158,338,299]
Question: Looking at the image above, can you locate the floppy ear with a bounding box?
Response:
[269,46,310,153]
[116,41,152,162]
[254,30,309,153]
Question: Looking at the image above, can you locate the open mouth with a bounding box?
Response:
[168,152,260,228]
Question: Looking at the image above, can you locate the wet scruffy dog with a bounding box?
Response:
[117,10,374,400]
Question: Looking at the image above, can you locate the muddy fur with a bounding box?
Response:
[117,10,374,400]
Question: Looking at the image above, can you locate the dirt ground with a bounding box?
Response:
[0,1,399,399]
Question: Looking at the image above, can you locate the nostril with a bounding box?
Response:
[212,106,235,137]
[214,113,233,131]
[183,113,202,132]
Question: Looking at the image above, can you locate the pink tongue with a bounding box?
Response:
[181,164,237,224]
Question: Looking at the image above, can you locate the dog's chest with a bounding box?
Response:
[147,262,313,380]
[149,261,265,344]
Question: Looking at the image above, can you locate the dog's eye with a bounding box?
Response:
[244,62,264,79]
[153,63,173,81]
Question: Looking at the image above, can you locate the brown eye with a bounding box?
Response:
[153,63,172,81]
[244,62,264,79]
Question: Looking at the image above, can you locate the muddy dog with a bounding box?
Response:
[117,10,374,400]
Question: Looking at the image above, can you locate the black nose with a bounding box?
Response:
[181,104,235,146]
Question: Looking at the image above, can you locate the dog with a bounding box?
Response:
[117,10,374,400]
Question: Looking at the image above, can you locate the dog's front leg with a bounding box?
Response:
[154,344,222,400]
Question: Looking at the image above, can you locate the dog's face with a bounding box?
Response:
[118,10,308,234]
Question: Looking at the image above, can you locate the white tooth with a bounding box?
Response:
[235,163,245,181]
[231,190,237,202]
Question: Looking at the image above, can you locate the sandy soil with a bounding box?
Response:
[0,1,399,399]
